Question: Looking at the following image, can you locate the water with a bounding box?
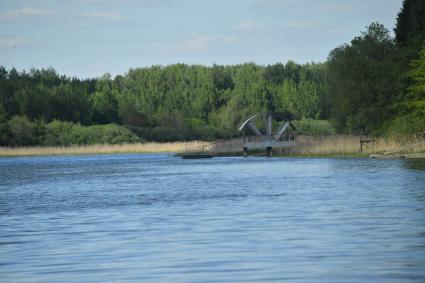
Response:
[1,154,425,282]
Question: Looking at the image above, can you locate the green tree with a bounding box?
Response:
[0,61,330,144]
[90,74,119,124]
[15,84,50,120]
[394,0,425,95]
[0,105,11,145]
[391,43,425,135]
[395,0,425,48]
[0,67,20,117]
[297,81,320,119]
[273,79,299,119]
[327,23,401,133]
[264,63,286,85]
[7,116,35,146]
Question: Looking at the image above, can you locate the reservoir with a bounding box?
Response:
[1,154,424,282]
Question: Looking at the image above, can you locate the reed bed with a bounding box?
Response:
[0,141,209,157]
[209,135,425,157]
[1,135,424,158]
[281,135,396,156]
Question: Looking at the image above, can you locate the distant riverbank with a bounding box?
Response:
[0,141,209,157]
[208,135,425,158]
[1,135,424,158]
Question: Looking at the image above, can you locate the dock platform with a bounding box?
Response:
[181,154,213,159]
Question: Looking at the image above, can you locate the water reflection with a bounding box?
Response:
[404,159,425,171]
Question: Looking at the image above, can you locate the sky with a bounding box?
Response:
[0,0,403,78]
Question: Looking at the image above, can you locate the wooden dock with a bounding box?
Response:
[181,153,213,159]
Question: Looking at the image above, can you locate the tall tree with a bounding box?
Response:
[327,23,401,133]
[394,0,425,75]
[395,0,425,47]
[91,74,119,124]
[395,43,425,135]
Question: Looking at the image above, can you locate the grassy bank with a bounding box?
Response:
[2,135,424,158]
[279,135,396,156]
[0,141,208,157]
[280,135,424,157]
[207,135,425,157]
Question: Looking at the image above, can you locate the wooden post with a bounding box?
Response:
[360,135,371,153]
[266,113,272,157]
[243,133,248,157]
[266,146,272,157]
[266,114,272,136]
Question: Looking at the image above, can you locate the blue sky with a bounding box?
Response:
[0,0,403,78]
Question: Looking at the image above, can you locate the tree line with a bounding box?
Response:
[0,0,424,146]
[0,61,328,145]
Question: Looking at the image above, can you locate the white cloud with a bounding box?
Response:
[282,22,317,28]
[0,37,26,47]
[81,11,121,20]
[2,7,54,19]
[72,0,166,5]
[178,34,237,50]
[233,21,263,31]
[255,0,371,14]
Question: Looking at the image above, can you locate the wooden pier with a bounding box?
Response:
[239,113,297,157]
[181,153,213,159]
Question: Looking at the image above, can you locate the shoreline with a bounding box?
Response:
[3,149,424,159]
[1,135,424,159]
[0,141,209,157]
[0,149,373,159]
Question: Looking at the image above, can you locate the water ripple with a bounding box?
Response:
[1,154,425,282]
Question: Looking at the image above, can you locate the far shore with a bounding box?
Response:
[1,135,424,158]
[0,141,209,157]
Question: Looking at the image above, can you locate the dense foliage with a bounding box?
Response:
[326,0,425,136]
[0,62,328,145]
[0,116,140,146]
[327,23,402,133]
[0,0,424,146]
[395,0,425,52]
[388,0,425,137]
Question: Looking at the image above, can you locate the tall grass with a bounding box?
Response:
[2,135,424,157]
[0,141,208,157]
[207,135,425,156]
[279,135,396,156]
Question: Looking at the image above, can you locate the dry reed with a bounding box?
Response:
[1,135,424,158]
[208,135,425,157]
[0,141,209,157]
[281,135,397,156]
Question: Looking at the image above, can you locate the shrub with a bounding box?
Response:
[75,124,140,144]
[7,116,37,146]
[385,113,425,139]
[292,119,336,136]
[44,120,77,146]
[127,125,237,142]
[0,106,11,146]
[44,121,140,146]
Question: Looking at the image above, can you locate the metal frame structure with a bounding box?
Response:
[239,113,296,156]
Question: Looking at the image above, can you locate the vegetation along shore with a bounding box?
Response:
[1,134,424,158]
[0,141,209,157]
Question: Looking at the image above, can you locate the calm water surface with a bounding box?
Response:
[1,154,425,282]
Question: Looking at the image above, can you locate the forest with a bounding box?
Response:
[0,0,424,147]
